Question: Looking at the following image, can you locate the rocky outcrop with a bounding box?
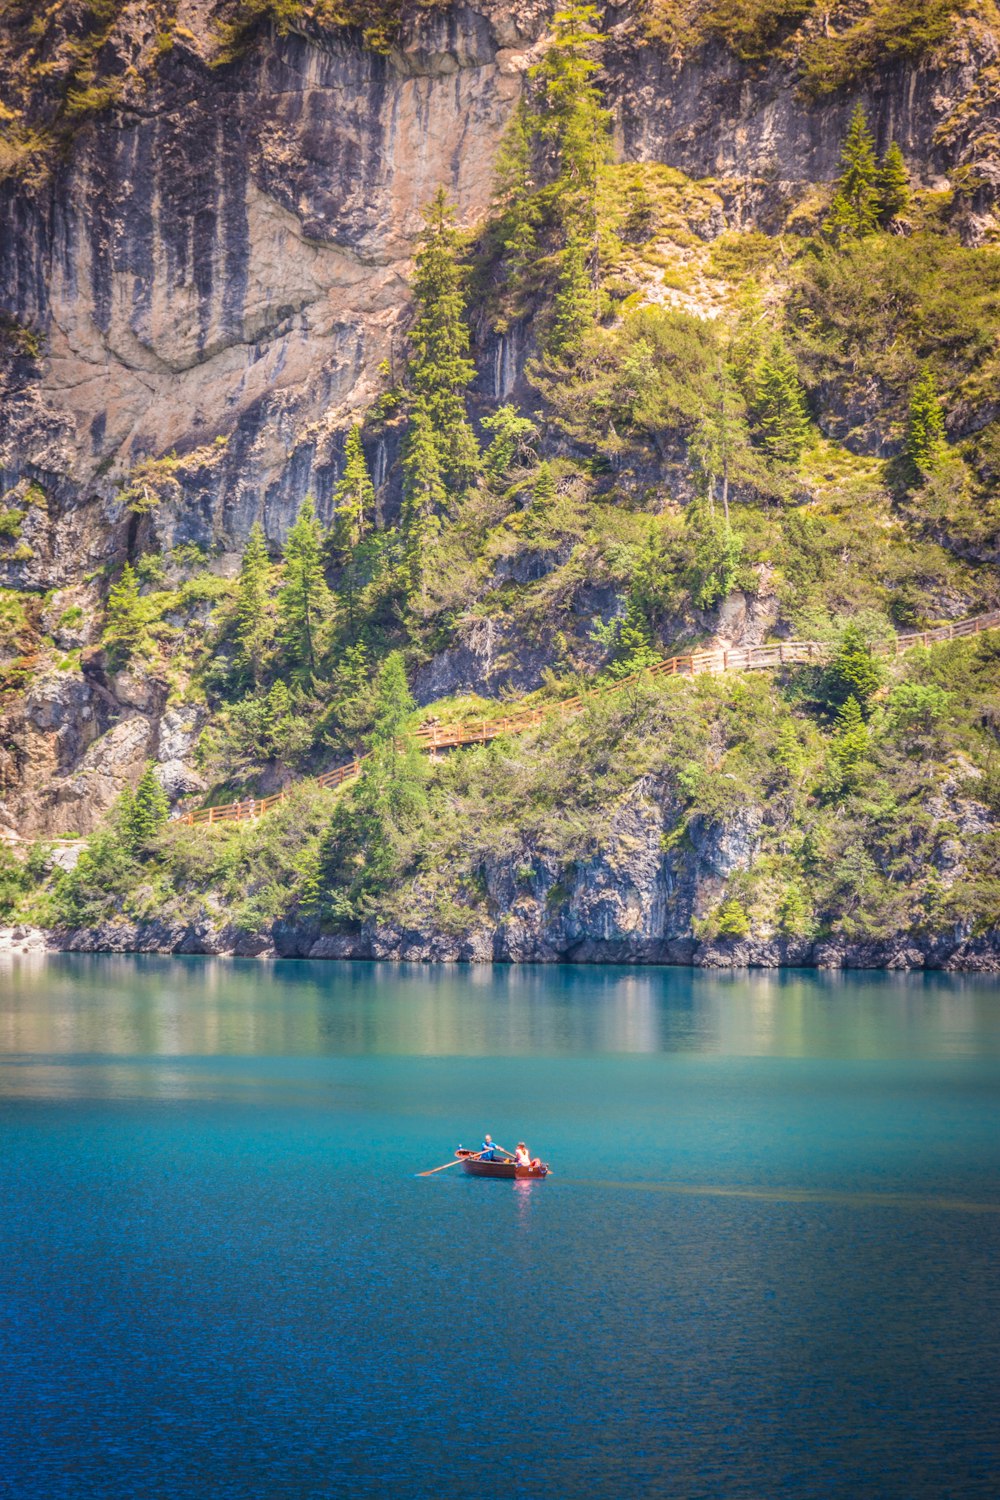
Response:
[0,924,50,956]
[33,757,998,968]
[611,24,1000,207]
[40,920,1000,972]
[0,651,208,837]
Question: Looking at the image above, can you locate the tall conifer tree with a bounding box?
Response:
[691,361,755,523]
[906,367,947,478]
[826,624,883,713]
[118,762,169,853]
[825,102,879,239]
[532,2,613,354]
[235,522,273,683]
[104,561,145,663]
[727,280,768,401]
[492,98,539,275]
[876,141,910,226]
[533,2,611,210]
[279,497,331,674]
[753,340,810,464]
[311,651,426,923]
[831,695,869,789]
[331,425,376,553]
[406,188,480,496]
[524,460,558,539]
[401,399,446,604]
[550,230,597,355]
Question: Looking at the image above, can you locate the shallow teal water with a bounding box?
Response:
[2,957,999,1498]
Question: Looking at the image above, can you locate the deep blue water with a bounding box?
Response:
[2,957,999,1499]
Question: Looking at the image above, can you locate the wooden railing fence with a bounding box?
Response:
[180,606,1000,828]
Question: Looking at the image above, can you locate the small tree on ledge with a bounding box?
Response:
[118,762,169,854]
[906,367,948,480]
[876,141,910,227]
[330,424,376,554]
[104,561,146,665]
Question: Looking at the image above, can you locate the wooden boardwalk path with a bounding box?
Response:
[182,606,1000,827]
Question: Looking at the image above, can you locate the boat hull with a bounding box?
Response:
[457,1152,549,1179]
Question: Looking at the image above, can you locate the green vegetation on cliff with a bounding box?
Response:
[2,1,999,958]
[640,0,979,96]
[46,629,1000,946]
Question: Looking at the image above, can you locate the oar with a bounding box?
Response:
[417,1156,465,1177]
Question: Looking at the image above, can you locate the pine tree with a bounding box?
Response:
[481,405,538,481]
[407,188,480,495]
[533,2,611,214]
[826,624,883,714]
[491,98,539,277]
[753,340,810,465]
[330,424,376,553]
[279,496,332,674]
[906,367,947,478]
[727,280,768,402]
[104,561,146,663]
[550,229,596,355]
[686,500,744,610]
[532,4,612,353]
[831,694,869,789]
[531,461,557,513]
[115,785,136,850]
[690,360,755,523]
[369,651,420,784]
[312,651,426,923]
[263,679,293,757]
[604,589,659,678]
[401,398,446,603]
[715,897,750,939]
[824,102,880,240]
[777,883,811,937]
[118,762,169,853]
[876,140,910,227]
[328,638,376,751]
[360,650,427,838]
[235,522,273,684]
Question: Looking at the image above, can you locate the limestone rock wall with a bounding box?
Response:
[3,3,997,570]
[1,8,531,558]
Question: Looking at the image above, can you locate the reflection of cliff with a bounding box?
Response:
[2,959,998,1101]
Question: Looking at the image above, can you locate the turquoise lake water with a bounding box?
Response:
[2,956,999,1498]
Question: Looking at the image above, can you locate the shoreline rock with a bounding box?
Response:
[7,922,996,973]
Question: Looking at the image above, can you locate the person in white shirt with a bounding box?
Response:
[514,1142,531,1167]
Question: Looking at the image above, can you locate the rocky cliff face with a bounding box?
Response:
[41,771,1000,971]
[1,0,998,848]
[1,4,536,563]
[3,1,998,567]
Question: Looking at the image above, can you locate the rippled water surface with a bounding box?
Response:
[3,957,1000,1498]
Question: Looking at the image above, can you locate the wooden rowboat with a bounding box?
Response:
[455,1148,550,1179]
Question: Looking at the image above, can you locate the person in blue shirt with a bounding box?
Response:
[480,1133,498,1161]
